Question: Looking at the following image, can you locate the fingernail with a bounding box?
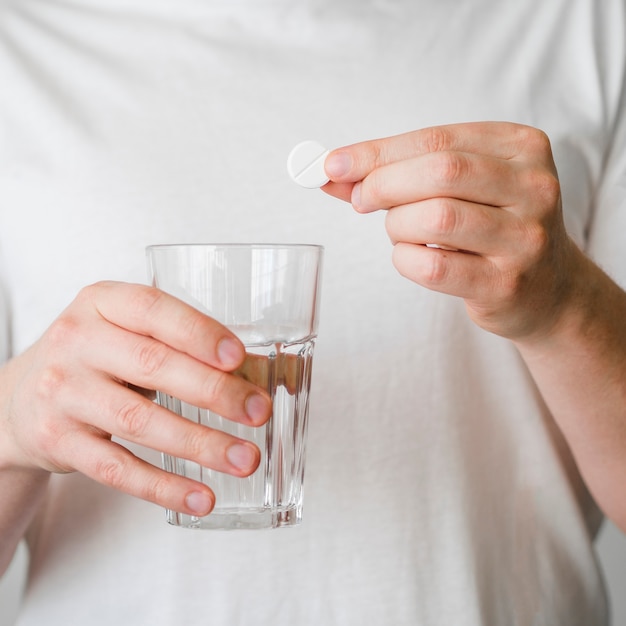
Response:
[217,337,243,369]
[185,491,214,515]
[325,151,352,179]
[226,443,258,472]
[245,393,271,424]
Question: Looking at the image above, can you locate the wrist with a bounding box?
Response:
[513,243,625,358]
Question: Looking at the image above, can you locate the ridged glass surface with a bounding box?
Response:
[158,339,314,530]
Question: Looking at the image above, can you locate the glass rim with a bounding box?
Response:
[146,242,324,252]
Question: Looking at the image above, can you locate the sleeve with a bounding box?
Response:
[586,22,626,290]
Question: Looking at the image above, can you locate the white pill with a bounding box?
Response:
[287,140,330,188]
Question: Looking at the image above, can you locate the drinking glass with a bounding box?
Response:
[146,243,323,529]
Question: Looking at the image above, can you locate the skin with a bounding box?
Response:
[322,121,626,533]
[2,120,625,576]
[0,281,272,573]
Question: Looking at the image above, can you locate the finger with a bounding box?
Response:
[384,197,515,255]
[324,122,551,183]
[82,378,261,477]
[77,281,246,371]
[68,432,217,516]
[84,320,271,425]
[352,150,523,213]
[391,241,498,301]
[321,180,355,203]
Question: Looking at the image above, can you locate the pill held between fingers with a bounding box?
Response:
[287,140,330,188]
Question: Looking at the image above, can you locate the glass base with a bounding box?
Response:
[166,505,302,530]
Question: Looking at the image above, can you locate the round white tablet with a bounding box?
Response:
[287,140,330,188]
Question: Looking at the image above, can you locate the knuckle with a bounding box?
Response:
[133,339,170,378]
[33,364,66,403]
[431,151,466,187]
[114,398,151,439]
[73,283,96,305]
[430,198,459,237]
[518,126,552,155]
[44,314,81,351]
[28,369,73,457]
[32,413,67,457]
[496,252,538,300]
[200,369,229,405]
[520,166,561,212]
[419,126,450,154]
[130,287,165,317]
[136,285,165,312]
[177,309,205,345]
[182,425,209,462]
[535,171,561,207]
[424,250,450,285]
[74,281,115,308]
[93,448,172,506]
[95,454,128,489]
[516,150,560,209]
[367,142,385,169]
[141,474,172,505]
[125,285,167,322]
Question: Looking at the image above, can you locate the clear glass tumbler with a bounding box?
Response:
[146,243,323,530]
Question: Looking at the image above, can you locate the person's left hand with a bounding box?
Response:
[323,122,580,342]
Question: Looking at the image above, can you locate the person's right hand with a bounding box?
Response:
[0,281,273,517]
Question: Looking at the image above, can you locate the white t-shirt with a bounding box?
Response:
[1,1,625,624]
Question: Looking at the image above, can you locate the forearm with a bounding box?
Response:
[515,246,626,531]
[0,356,50,575]
[324,123,626,528]
[0,466,49,575]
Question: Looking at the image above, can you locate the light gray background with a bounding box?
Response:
[1,520,625,624]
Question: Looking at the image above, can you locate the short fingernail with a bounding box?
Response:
[245,393,271,424]
[185,490,214,515]
[325,151,352,179]
[227,443,258,472]
[217,337,244,369]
